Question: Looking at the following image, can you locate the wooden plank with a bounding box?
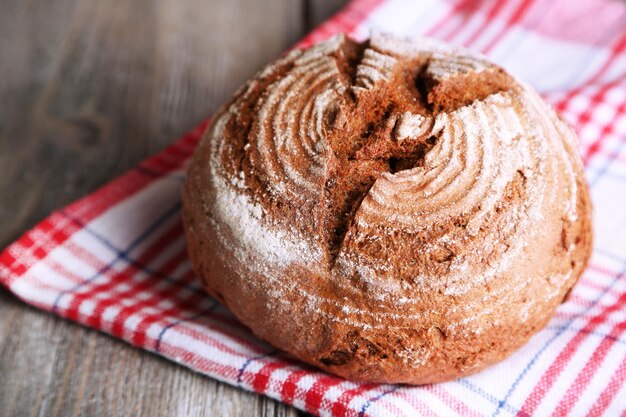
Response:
[305,0,350,30]
[0,0,348,416]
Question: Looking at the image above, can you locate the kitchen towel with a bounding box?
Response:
[2,0,626,415]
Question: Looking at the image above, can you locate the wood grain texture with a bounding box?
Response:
[0,1,347,416]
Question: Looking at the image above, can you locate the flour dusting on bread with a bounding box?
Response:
[182,32,593,384]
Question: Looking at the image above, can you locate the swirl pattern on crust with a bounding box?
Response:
[182,33,592,384]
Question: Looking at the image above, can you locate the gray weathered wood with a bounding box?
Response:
[304,0,349,30]
[0,1,347,415]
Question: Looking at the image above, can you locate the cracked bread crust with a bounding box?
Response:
[182,33,593,384]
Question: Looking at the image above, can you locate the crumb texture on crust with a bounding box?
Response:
[182,33,593,385]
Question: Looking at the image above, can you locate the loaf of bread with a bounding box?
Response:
[182,33,592,384]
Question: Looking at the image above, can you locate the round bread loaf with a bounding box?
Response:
[182,33,592,384]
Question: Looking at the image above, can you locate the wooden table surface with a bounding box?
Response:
[0,1,347,415]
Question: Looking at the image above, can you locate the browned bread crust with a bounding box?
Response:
[182,33,593,384]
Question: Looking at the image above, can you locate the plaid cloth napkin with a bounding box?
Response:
[2,0,626,415]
